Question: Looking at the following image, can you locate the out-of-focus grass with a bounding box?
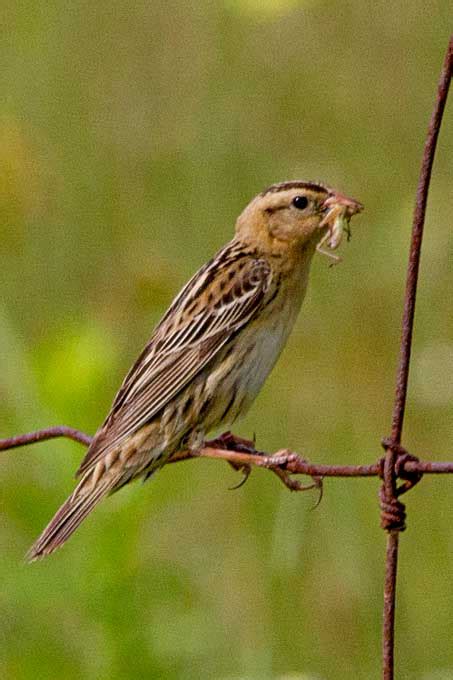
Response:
[1,2,453,679]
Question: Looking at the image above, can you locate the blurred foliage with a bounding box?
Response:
[1,2,453,679]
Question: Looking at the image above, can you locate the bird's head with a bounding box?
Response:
[235,180,363,262]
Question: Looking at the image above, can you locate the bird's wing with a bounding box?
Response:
[76,249,272,476]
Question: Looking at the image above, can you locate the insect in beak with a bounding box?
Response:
[317,191,363,264]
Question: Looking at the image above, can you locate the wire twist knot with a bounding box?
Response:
[381,438,423,498]
[379,486,407,532]
[379,440,424,532]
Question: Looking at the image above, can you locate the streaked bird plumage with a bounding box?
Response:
[28,180,363,560]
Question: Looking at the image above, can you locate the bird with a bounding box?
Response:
[28,180,363,560]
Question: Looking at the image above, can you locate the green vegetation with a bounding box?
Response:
[1,2,453,678]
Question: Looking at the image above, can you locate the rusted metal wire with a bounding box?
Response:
[381,35,453,680]
[2,425,453,478]
[0,32,452,680]
[0,426,92,450]
[382,532,399,678]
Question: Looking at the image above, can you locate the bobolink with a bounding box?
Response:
[29,180,362,560]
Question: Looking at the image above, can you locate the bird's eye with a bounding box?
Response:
[292,195,309,210]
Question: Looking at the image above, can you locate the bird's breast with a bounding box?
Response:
[203,278,306,428]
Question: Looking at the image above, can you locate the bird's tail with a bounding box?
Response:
[27,470,118,562]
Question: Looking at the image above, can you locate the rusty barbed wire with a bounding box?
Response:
[380,33,453,680]
[0,32,452,680]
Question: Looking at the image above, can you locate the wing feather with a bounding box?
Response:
[77,246,272,476]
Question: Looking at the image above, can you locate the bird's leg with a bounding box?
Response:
[205,430,257,454]
[204,431,260,488]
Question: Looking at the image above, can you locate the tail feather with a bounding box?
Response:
[27,474,117,561]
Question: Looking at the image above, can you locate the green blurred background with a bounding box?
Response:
[1,2,453,679]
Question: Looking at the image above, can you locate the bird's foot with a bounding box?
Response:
[263,449,324,506]
[204,431,259,490]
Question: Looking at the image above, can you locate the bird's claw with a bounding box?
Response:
[228,463,252,490]
[310,476,324,509]
[204,430,258,490]
[264,449,324,506]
